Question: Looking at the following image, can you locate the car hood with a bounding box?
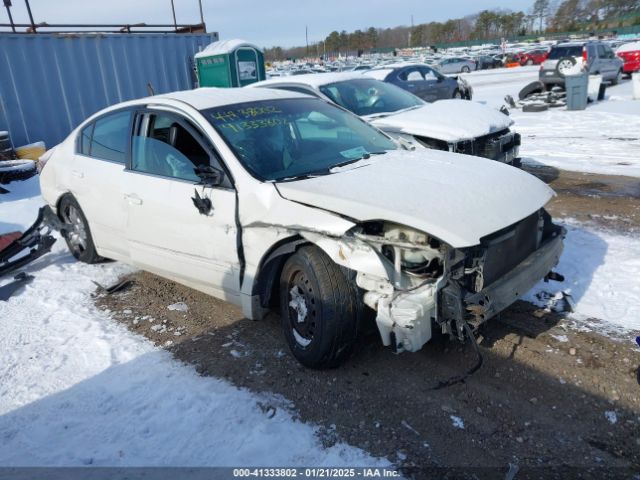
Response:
[275,150,553,248]
[367,100,513,142]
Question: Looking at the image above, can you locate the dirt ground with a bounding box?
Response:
[523,164,640,234]
[95,167,640,478]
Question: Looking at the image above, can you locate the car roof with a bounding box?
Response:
[151,87,307,110]
[374,62,426,69]
[251,71,367,89]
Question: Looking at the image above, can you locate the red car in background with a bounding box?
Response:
[517,49,549,66]
[617,41,640,75]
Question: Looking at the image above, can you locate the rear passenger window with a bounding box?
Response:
[90,111,132,163]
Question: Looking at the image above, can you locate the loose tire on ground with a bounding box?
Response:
[522,103,549,112]
[279,246,360,369]
[58,195,103,264]
[518,80,545,100]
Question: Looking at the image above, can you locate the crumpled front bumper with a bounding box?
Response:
[452,130,521,165]
[464,228,565,322]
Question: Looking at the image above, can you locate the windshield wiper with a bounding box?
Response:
[365,105,422,119]
[275,152,387,182]
[331,151,387,168]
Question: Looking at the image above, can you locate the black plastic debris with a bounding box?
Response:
[0,272,34,301]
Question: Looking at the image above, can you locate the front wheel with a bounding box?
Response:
[452,88,463,99]
[58,195,102,263]
[279,246,360,368]
[526,59,534,66]
[461,66,470,73]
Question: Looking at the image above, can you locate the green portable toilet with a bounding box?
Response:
[195,39,266,88]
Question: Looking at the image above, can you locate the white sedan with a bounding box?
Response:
[250,72,521,165]
[40,87,564,368]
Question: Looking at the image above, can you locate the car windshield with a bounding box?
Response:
[203,98,397,182]
[319,78,423,117]
[547,45,583,59]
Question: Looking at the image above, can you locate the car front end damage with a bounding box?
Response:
[329,209,564,353]
[414,128,522,166]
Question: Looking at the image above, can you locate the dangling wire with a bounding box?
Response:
[431,321,484,390]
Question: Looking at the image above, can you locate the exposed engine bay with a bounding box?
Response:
[347,210,565,353]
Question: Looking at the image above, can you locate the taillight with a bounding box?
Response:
[37,147,55,173]
[582,47,588,63]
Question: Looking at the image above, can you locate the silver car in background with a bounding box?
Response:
[435,57,478,74]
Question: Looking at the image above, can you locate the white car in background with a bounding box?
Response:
[40,88,564,368]
[250,72,521,165]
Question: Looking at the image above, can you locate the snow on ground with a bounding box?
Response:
[0,177,387,467]
[468,67,640,177]
[525,221,640,336]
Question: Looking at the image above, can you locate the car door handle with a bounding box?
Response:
[71,170,84,179]
[124,193,143,205]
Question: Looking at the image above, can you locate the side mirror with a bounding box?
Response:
[194,165,225,187]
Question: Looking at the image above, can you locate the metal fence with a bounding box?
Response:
[0,32,218,148]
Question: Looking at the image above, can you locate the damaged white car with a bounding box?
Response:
[40,88,564,368]
[250,72,521,165]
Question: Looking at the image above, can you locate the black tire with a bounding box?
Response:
[452,88,463,99]
[518,80,545,100]
[526,59,534,66]
[0,160,36,184]
[58,195,102,264]
[555,56,577,77]
[461,66,470,73]
[279,246,359,369]
[522,103,549,112]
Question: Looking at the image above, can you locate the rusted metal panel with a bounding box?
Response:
[0,32,217,148]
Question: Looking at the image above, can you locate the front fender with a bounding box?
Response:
[301,231,392,281]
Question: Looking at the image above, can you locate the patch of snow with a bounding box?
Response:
[604,411,617,424]
[450,415,465,429]
[167,302,188,312]
[551,334,569,343]
[525,223,640,335]
[471,72,640,177]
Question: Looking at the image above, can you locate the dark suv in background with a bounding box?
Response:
[539,41,624,88]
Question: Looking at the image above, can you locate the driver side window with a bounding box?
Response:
[131,113,210,183]
[400,69,424,82]
[421,67,438,80]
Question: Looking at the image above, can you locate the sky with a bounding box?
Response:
[2,0,534,47]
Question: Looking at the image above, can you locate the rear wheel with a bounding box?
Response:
[279,246,359,368]
[461,66,470,73]
[526,59,534,66]
[58,195,102,263]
